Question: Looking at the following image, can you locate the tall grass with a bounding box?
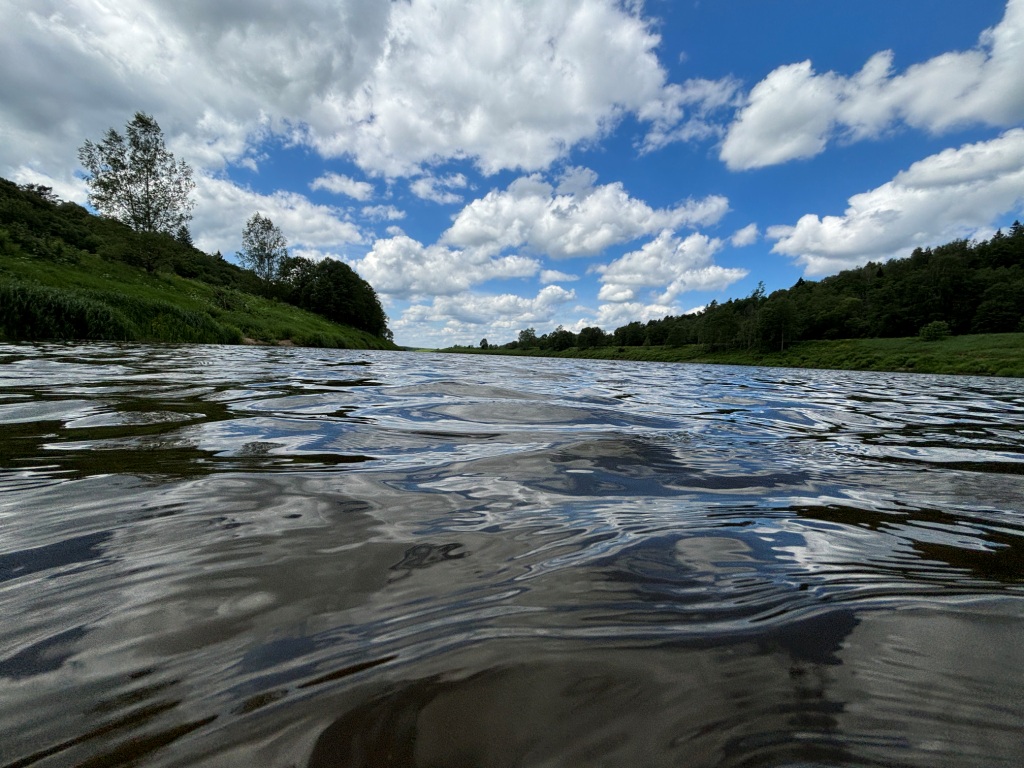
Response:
[0,279,134,340]
[0,278,240,344]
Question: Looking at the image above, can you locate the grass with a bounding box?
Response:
[0,246,395,349]
[441,334,1024,378]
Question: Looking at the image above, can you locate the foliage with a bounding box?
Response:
[494,226,1024,355]
[0,176,395,347]
[919,320,951,341]
[278,256,391,340]
[238,212,288,282]
[445,334,1024,378]
[78,112,195,235]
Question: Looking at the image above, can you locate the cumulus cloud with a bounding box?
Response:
[191,175,364,256]
[393,286,576,346]
[362,204,406,221]
[768,128,1024,275]
[722,0,1024,170]
[592,301,677,330]
[309,0,673,175]
[410,173,468,204]
[540,269,580,284]
[402,285,575,326]
[597,231,748,303]
[730,223,760,247]
[352,235,539,299]
[0,0,698,183]
[310,172,374,201]
[638,77,743,153]
[443,169,729,258]
[721,61,840,170]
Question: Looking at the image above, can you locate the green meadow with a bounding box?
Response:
[442,334,1024,378]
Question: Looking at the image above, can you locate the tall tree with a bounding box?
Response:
[238,212,288,282]
[78,112,195,234]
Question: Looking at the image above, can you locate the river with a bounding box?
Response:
[1,342,1022,767]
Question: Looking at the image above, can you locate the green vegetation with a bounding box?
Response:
[78,112,196,236]
[444,334,1024,378]
[458,224,1024,377]
[0,177,395,348]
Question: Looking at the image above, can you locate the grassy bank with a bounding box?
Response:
[442,334,1024,378]
[0,247,395,349]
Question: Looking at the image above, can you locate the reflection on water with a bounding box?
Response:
[1,342,1023,767]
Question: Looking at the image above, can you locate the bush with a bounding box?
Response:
[919,320,951,341]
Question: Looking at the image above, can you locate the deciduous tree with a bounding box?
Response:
[78,112,195,234]
[238,212,288,282]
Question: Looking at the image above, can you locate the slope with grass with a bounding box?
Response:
[0,179,395,349]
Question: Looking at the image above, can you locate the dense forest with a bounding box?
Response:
[498,224,1024,353]
[0,177,391,342]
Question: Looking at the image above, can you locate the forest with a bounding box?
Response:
[499,224,1024,353]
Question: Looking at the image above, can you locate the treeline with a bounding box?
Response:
[0,177,390,340]
[499,225,1024,352]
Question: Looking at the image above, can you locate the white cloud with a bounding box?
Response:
[540,270,580,284]
[362,204,406,221]
[310,172,374,201]
[8,166,89,205]
[721,0,1024,170]
[720,61,840,170]
[443,169,729,258]
[410,173,468,204]
[768,128,1024,275]
[638,77,742,153]
[597,230,748,303]
[191,174,364,256]
[307,0,678,176]
[592,301,676,329]
[730,223,760,247]
[0,0,694,183]
[353,235,539,299]
[394,285,576,346]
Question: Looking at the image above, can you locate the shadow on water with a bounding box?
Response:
[306,612,860,768]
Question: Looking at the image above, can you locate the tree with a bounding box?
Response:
[480,338,489,350]
[549,325,576,351]
[78,112,195,234]
[277,255,392,340]
[18,183,59,204]
[577,326,606,349]
[238,212,288,282]
[175,225,193,247]
[518,328,538,348]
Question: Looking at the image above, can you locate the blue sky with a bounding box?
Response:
[2,0,1022,347]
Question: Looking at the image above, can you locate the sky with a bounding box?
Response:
[2,0,1023,348]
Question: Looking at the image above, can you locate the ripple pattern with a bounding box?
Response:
[1,343,1023,767]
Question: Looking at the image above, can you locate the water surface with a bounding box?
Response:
[1,343,1023,767]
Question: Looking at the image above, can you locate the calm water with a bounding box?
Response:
[1,343,1023,767]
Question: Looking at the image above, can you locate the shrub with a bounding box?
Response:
[919,320,951,341]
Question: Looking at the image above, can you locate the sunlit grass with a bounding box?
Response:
[0,248,394,349]
[441,334,1024,378]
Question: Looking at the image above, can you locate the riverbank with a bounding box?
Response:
[440,333,1024,377]
[0,249,395,349]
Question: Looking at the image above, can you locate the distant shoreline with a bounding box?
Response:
[436,333,1024,378]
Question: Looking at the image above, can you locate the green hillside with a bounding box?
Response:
[0,178,395,349]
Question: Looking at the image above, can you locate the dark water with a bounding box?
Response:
[1,343,1023,767]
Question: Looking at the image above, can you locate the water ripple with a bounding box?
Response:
[1,343,1022,767]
